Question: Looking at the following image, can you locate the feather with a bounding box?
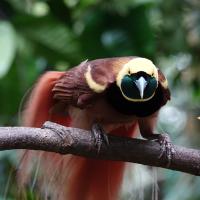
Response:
[52,57,134,110]
[19,57,171,200]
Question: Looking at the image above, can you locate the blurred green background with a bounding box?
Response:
[0,0,200,199]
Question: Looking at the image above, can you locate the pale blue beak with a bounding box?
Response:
[135,77,147,99]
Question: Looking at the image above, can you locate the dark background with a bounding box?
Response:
[0,0,200,199]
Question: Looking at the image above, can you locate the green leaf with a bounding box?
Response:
[15,16,80,60]
[0,21,16,78]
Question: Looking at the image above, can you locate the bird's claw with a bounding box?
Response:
[156,133,175,167]
[42,121,66,140]
[91,123,109,153]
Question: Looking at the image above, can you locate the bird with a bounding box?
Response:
[20,56,171,200]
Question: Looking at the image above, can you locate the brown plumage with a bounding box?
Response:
[20,56,170,200]
[52,57,134,108]
[52,57,170,114]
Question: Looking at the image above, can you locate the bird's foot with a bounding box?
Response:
[155,133,175,167]
[146,133,175,167]
[42,121,66,140]
[91,123,109,153]
[157,133,175,161]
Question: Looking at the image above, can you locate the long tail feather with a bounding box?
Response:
[59,124,137,200]
[19,71,138,200]
[22,71,69,127]
[18,71,71,189]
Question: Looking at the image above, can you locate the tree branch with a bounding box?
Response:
[0,121,200,176]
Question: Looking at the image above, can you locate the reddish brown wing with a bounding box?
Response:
[52,57,134,110]
[52,61,93,109]
[158,69,171,105]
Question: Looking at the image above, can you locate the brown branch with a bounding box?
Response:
[0,121,200,176]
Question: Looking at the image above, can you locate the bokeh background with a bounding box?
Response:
[0,0,200,199]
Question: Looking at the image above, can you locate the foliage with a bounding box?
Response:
[0,0,200,199]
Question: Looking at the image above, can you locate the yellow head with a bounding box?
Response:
[116,57,159,102]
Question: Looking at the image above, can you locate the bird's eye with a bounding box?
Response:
[128,70,131,75]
